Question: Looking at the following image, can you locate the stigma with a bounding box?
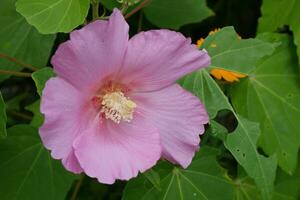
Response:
[100,91,136,123]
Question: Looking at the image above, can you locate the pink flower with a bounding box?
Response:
[40,9,210,184]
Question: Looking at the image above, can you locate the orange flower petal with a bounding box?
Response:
[210,69,247,82]
[230,71,247,78]
[210,69,223,80]
[208,28,221,36]
[197,38,205,48]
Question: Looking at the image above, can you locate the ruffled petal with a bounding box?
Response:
[131,84,209,168]
[118,30,210,92]
[52,9,129,93]
[73,114,161,184]
[40,77,96,173]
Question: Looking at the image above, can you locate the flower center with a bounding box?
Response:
[100,91,136,123]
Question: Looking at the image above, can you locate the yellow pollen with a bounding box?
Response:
[100,92,136,123]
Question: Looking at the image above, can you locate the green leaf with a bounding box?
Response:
[32,67,55,96]
[143,0,213,29]
[0,0,55,82]
[230,34,300,174]
[143,169,161,191]
[0,125,77,200]
[233,168,261,200]
[25,100,43,128]
[225,116,277,200]
[273,160,300,200]
[0,92,7,138]
[16,0,90,34]
[123,147,235,200]
[5,93,26,111]
[181,67,277,200]
[258,0,300,65]
[203,27,276,74]
[208,120,228,141]
[182,69,232,119]
[101,0,121,10]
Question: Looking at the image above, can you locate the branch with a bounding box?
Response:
[0,53,38,71]
[0,69,32,77]
[125,0,151,19]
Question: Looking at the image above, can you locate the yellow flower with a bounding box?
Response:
[196,28,246,82]
[211,69,247,82]
[208,28,221,36]
[197,38,205,48]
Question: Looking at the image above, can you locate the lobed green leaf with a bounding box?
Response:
[181,51,277,199]
[0,125,77,200]
[123,147,235,200]
[0,0,55,82]
[143,0,213,29]
[16,0,90,34]
[258,0,300,65]
[230,33,300,174]
[203,27,276,74]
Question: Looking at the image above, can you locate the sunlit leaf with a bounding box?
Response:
[203,27,276,74]
[182,69,231,119]
[230,34,300,174]
[181,67,277,199]
[0,125,77,200]
[16,0,90,34]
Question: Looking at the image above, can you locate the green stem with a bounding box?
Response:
[91,0,99,20]
[7,110,32,120]
[70,174,85,200]
[0,53,38,71]
[137,11,144,32]
[0,69,32,77]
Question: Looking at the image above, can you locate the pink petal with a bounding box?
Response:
[131,84,209,168]
[118,30,210,92]
[52,9,129,93]
[40,77,96,173]
[73,114,161,184]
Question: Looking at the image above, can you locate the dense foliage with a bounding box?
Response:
[0,0,300,199]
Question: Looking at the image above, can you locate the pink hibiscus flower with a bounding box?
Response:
[40,9,210,184]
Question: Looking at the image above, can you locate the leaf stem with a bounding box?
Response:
[0,69,32,77]
[7,110,32,120]
[125,0,151,19]
[137,11,144,32]
[70,174,85,200]
[91,0,100,20]
[0,53,38,71]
